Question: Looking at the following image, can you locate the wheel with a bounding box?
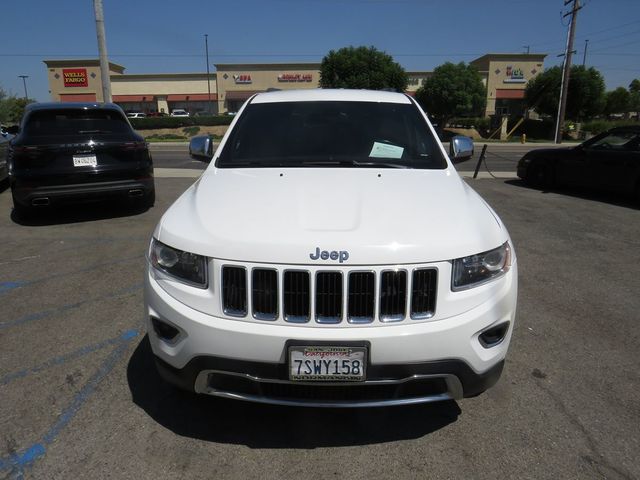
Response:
[143,188,155,209]
[11,190,35,219]
[527,162,555,189]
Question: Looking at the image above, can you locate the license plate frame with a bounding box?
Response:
[72,155,97,167]
[288,344,368,382]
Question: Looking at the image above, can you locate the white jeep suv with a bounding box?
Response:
[144,89,517,407]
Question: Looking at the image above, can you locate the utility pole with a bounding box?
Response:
[523,45,530,54]
[554,0,581,144]
[582,39,589,66]
[18,75,29,100]
[204,34,212,114]
[93,0,112,103]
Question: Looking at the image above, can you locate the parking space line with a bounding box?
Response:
[0,332,138,477]
[1,330,138,386]
[0,283,142,330]
[0,255,143,296]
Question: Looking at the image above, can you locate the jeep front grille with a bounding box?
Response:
[221,265,437,325]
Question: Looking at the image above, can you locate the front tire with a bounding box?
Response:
[143,188,155,209]
[11,190,34,219]
[528,162,555,189]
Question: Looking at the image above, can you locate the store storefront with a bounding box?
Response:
[45,53,546,117]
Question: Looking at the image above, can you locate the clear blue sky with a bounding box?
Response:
[1,0,639,102]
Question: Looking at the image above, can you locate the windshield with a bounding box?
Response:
[24,109,131,136]
[217,101,447,169]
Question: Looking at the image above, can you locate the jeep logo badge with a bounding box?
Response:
[309,247,349,263]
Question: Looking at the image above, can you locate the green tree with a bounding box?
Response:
[524,65,605,120]
[319,46,408,91]
[629,79,640,113]
[604,87,630,115]
[414,62,486,126]
[0,85,34,124]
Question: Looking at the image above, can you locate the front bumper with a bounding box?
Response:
[144,262,517,407]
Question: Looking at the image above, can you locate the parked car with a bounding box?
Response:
[517,126,640,200]
[126,112,147,119]
[147,112,168,117]
[170,109,189,117]
[0,124,14,184]
[144,89,518,407]
[193,110,214,117]
[8,102,155,217]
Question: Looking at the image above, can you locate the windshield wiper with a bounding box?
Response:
[300,159,408,168]
[78,129,111,134]
[352,160,409,169]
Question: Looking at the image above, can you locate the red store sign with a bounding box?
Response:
[278,73,313,83]
[63,68,88,88]
[233,74,252,84]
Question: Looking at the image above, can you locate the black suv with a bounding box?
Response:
[8,103,155,217]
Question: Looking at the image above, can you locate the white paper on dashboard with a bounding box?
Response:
[369,142,404,159]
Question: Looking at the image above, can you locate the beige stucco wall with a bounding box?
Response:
[110,76,217,96]
[47,65,104,101]
[483,59,544,116]
[216,64,320,112]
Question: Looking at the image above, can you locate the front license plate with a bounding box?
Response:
[289,346,367,382]
[73,155,97,167]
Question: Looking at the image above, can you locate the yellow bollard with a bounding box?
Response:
[521,133,526,144]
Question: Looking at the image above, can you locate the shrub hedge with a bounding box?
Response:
[581,119,639,135]
[447,117,490,130]
[507,118,555,140]
[130,115,233,130]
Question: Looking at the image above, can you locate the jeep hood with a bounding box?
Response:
[157,167,508,265]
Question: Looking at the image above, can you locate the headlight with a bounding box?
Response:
[452,242,511,291]
[149,238,208,288]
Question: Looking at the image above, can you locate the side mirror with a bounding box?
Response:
[449,135,474,163]
[7,125,20,135]
[189,135,214,161]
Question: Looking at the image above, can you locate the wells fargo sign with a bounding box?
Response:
[63,68,88,87]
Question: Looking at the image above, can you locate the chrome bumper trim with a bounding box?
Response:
[194,369,463,407]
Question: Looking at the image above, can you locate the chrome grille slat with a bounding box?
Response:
[222,266,247,316]
[315,272,343,323]
[348,272,375,323]
[252,268,278,320]
[411,269,438,319]
[284,270,310,322]
[379,270,407,322]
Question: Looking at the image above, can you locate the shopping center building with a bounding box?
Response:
[44,53,546,117]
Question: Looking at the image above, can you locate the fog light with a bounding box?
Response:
[151,317,180,341]
[479,322,510,348]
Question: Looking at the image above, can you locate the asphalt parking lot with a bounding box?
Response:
[1,173,639,480]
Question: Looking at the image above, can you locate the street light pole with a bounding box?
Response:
[582,39,589,66]
[204,34,212,114]
[93,0,112,103]
[18,75,29,100]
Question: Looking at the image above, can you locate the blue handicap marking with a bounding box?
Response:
[0,282,25,294]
